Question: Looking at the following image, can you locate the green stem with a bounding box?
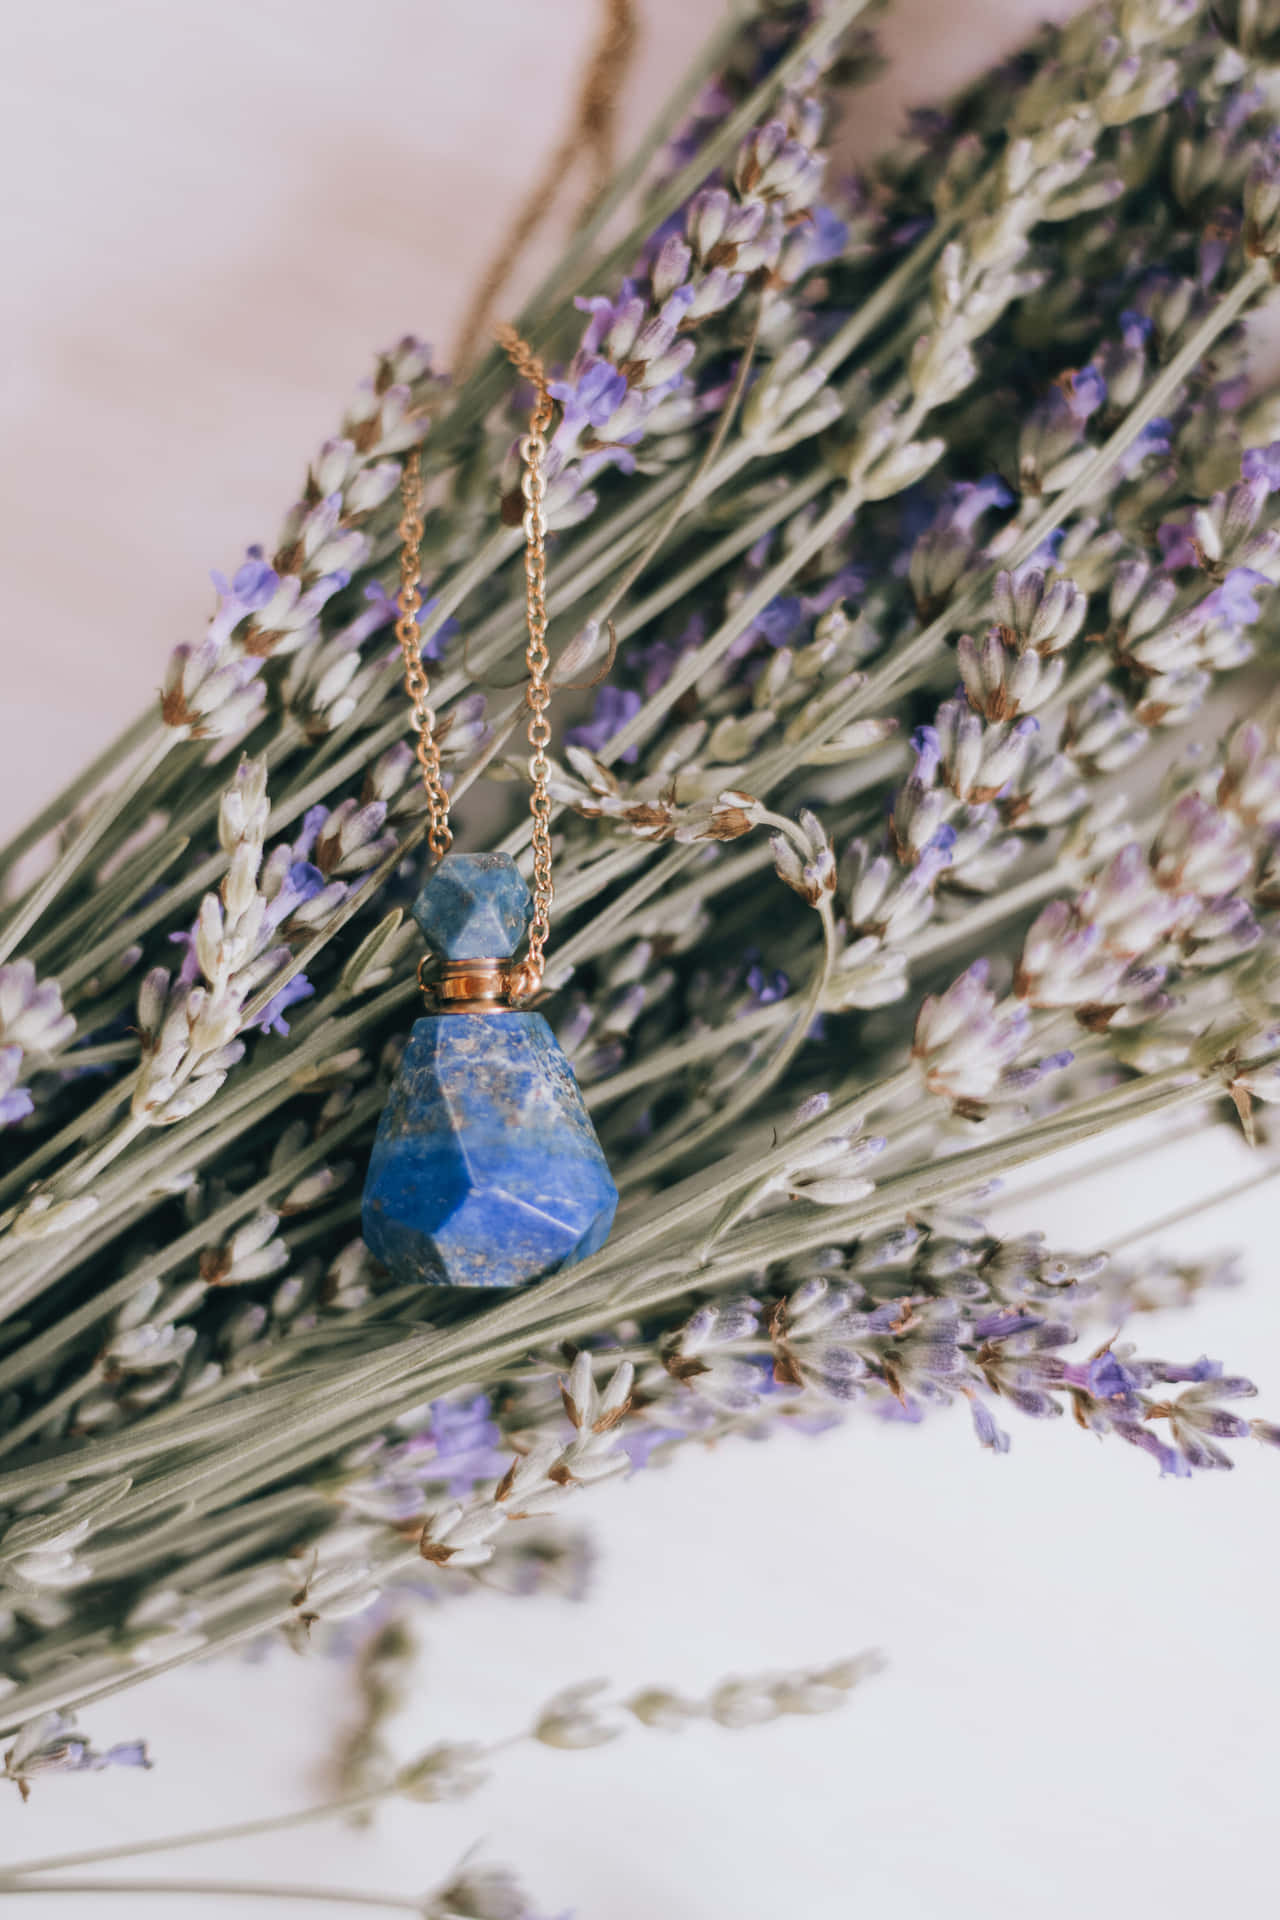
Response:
[228,325,775,1017]
[1106,1157,1280,1253]
[0,734,173,965]
[446,0,874,442]
[601,478,866,767]
[23,723,301,979]
[86,1487,327,1584]
[986,1114,1212,1218]
[25,831,192,977]
[463,462,690,669]
[591,307,764,634]
[0,1076,136,1212]
[0,1025,1246,1714]
[515,5,755,329]
[0,1875,420,1912]
[812,213,956,384]
[583,997,784,1112]
[0,1087,385,1389]
[488,269,1268,983]
[0,1788,390,1879]
[695,1073,1225,1279]
[619,817,838,1186]
[0,1361,102,1457]
[60,1111,148,1195]
[741,258,1275,802]
[0,1537,423,1731]
[0,1064,1240,1716]
[0,710,161,883]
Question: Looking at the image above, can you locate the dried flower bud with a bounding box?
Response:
[533,1679,621,1750]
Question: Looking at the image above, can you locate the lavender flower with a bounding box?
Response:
[420,1862,562,1920]
[507,41,849,529]
[3,1712,150,1801]
[0,961,76,1125]
[566,685,644,762]
[0,1047,33,1127]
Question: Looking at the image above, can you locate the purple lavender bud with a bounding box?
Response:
[1115,417,1172,476]
[1182,1372,1257,1404]
[974,1309,1043,1342]
[634,338,696,392]
[1188,1405,1253,1439]
[1223,475,1269,549]
[953,475,1015,530]
[685,266,747,320]
[735,118,789,195]
[292,806,328,863]
[335,580,400,649]
[687,185,733,260]
[1065,365,1107,421]
[1206,566,1270,627]
[417,595,460,663]
[909,724,942,782]
[1155,1356,1222,1385]
[99,1741,152,1770]
[253,971,314,1038]
[806,202,850,266]
[1084,1350,1141,1399]
[565,686,644,763]
[651,234,692,302]
[1153,792,1253,896]
[969,1397,1011,1453]
[754,596,805,648]
[1245,144,1280,258]
[1242,440,1280,490]
[0,1045,33,1127]
[1097,315,1151,409]
[1114,1423,1191,1477]
[1156,519,1200,570]
[745,963,790,1008]
[261,860,326,932]
[550,358,629,434]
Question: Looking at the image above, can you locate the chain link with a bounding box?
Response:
[395,330,558,998]
[395,450,452,859]
[496,324,556,997]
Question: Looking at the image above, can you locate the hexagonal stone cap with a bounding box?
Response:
[411,852,533,961]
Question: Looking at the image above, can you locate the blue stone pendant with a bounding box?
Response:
[361,853,617,1287]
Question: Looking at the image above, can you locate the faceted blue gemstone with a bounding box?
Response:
[362,1011,618,1288]
[412,852,532,960]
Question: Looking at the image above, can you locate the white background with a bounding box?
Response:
[3,4,1279,1916]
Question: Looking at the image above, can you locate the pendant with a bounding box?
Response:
[361,853,618,1287]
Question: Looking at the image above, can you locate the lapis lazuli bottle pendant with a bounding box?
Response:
[361,854,617,1288]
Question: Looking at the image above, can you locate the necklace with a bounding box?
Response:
[360,330,618,1289]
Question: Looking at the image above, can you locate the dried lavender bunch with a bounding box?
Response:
[2,0,1280,1780]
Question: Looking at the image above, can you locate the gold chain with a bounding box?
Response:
[496,324,555,997]
[395,450,452,860]
[395,328,557,997]
[448,0,638,376]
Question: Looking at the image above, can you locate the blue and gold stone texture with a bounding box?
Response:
[361,1011,618,1287]
[361,850,617,1288]
[410,851,533,960]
